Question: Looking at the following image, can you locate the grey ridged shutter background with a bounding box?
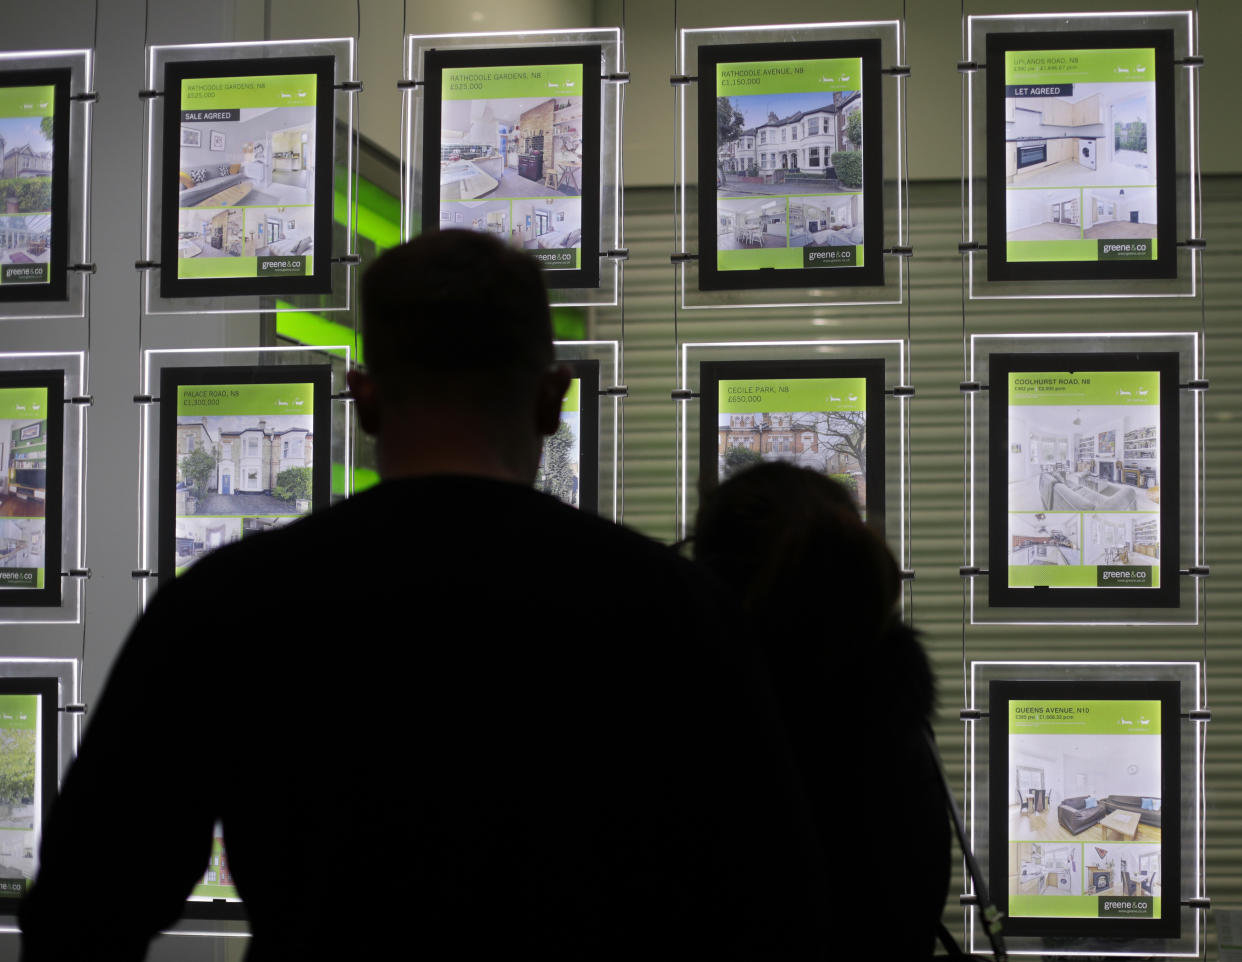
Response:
[592,179,1241,957]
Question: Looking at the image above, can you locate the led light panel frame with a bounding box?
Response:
[965,12,1198,299]
[0,353,84,625]
[0,50,92,322]
[138,346,350,615]
[404,29,623,308]
[552,340,620,520]
[677,339,906,570]
[968,332,1201,626]
[142,38,357,316]
[968,661,1204,957]
[677,21,905,310]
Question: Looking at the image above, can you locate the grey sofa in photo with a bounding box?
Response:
[1058,795,1109,835]
[1039,471,1138,512]
[1105,795,1162,828]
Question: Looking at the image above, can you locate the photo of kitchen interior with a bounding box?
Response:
[1085,843,1161,897]
[1004,81,1157,188]
[439,95,583,201]
[716,196,787,250]
[1009,511,1080,566]
[1010,842,1082,896]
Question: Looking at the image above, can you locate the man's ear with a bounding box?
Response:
[535,363,572,438]
[347,368,382,437]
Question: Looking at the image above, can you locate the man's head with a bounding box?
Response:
[348,230,570,482]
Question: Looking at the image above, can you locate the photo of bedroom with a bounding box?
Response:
[1009,512,1080,567]
[717,197,787,250]
[1082,512,1159,567]
[177,105,316,209]
[1009,842,1082,896]
[439,94,583,201]
[240,206,313,259]
[1004,81,1156,188]
[1084,843,1162,897]
[1082,187,1157,239]
[511,197,581,253]
[1008,731,1162,844]
[1008,405,1159,514]
[788,194,862,248]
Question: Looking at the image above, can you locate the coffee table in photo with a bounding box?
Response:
[1100,809,1141,841]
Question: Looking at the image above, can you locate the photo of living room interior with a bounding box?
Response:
[439,198,510,237]
[177,105,316,209]
[1082,512,1159,567]
[241,206,313,258]
[1009,732,1162,843]
[1005,82,1156,187]
[788,194,862,248]
[0,413,46,520]
[1009,841,1082,895]
[717,197,787,249]
[1082,187,1157,238]
[439,95,583,200]
[1008,405,1159,514]
[1009,511,1080,566]
[1084,842,1162,897]
[511,197,581,251]
[1005,188,1081,242]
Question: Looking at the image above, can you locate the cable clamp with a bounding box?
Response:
[134,260,159,271]
[889,385,915,398]
[67,395,93,405]
[670,252,698,264]
[956,61,983,73]
[958,892,979,905]
[669,75,697,86]
[1175,56,1205,68]
[70,92,98,103]
[61,704,87,714]
[1180,565,1210,577]
[1177,238,1207,250]
[133,395,156,405]
[331,254,362,265]
[1183,896,1211,909]
[334,80,363,92]
[959,381,984,393]
[900,569,916,581]
[603,248,629,261]
[603,72,630,83]
[959,565,985,576]
[63,568,92,578]
[1184,378,1209,391]
[960,708,987,721]
[138,89,162,100]
[671,388,699,401]
[958,241,985,253]
[1186,708,1212,722]
[68,263,97,274]
[330,391,354,401]
[397,79,423,89]
[131,569,155,579]
[601,385,628,398]
[881,65,911,78]
[883,245,913,257]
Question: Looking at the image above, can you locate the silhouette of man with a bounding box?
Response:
[21,231,826,960]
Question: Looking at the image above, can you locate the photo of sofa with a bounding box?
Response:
[1057,794,1162,836]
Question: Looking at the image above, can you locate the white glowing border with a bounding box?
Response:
[554,340,620,522]
[402,28,624,309]
[965,11,1198,300]
[677,339,906,570]
[968,331,1201,626]
[0,352,86,625]
[0,49,94,322]
[676,21,905,309]
[967,660,1204,957]
[142,38,358,316]
[138,345,351,612]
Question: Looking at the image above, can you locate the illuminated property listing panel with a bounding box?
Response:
[0,85,55,290]
[0,692,43,900]
[536,377,582,508]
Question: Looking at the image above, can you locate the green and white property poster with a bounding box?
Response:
[437,62,584,270]
[1003,46,1158,264]
[173,381,315,575]
[1006,697,1163,920]
[536,377,581,508]
[175,72,319,280]
[714,57,864,272]
[1006,370,1160,589]
[0,385,50,591]
[190,823,237,901]
[0,694,41,898]
[717,375,867,512]
[0,84,55,288]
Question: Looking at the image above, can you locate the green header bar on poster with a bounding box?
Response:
[1008,698,1161,735]
[1009,370,1160,406]
[0,86,55,118]
[0,387,48,420]
[181,74,317,109]
[177,382,315,417]
[719,377,866,413]
[1005,48,1157,85]
[717,58,861,96]
[0,695,38,731]
[562,378,580,413]
[441,64,583,101]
